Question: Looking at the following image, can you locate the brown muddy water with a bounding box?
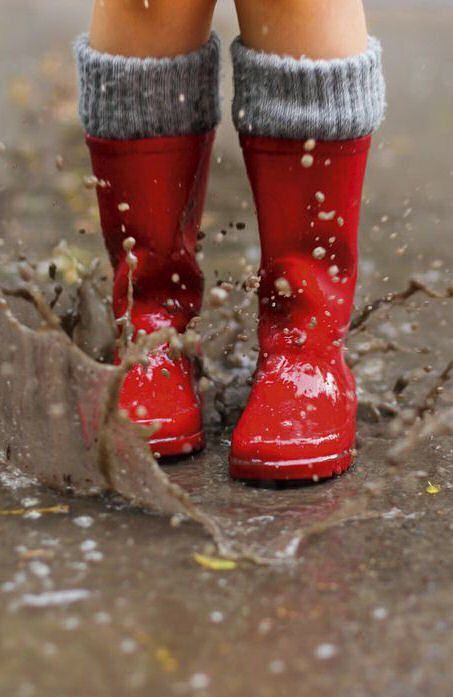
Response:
[1,3,453,696]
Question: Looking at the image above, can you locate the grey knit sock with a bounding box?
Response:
[75,32,221,139]
[231,37,385,140]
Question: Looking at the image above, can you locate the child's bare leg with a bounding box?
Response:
[90,0,217,57]
[234,0,367,58]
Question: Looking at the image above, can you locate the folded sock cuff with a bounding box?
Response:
[75,32,221,139]
[231,36,385,140]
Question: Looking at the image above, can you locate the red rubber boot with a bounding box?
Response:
[87,131,215,456]
[230,135,371,481]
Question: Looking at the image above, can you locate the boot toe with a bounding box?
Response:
[119,348,204,457]
[230,416,354,481]
[229,355,356,480]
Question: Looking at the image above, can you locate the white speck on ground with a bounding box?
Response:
[315,643,338,660]
[16,589,91,608]
[73,516,94,529]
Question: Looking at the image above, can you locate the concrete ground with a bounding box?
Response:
[1,2,453,696]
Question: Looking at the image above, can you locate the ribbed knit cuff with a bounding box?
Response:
[75,32,221,139]
[231,37,385,141]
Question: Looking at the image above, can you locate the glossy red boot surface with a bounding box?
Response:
[87,131,215,456]
[230,135,371,481]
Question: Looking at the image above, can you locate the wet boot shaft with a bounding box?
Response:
[241,135,370,358]
[87,132,215,334]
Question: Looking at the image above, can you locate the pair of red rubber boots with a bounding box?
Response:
[87,128,370,481]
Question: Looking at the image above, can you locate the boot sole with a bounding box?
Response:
[229,450,353,482]
[149,430,205,458]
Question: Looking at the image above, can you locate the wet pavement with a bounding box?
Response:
[1,2,453,696]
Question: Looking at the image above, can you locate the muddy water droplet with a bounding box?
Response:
[304,138,316,152]
[274,277,292,297]
[312,247,327,260]
[209,287,228,307]
[318,210,336,221]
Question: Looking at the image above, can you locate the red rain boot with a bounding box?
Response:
[87,131,215,456]
[230,135,371,480]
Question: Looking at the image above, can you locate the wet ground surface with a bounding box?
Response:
[1,2,453,696]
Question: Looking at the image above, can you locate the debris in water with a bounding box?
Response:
[155,646,179,673]
[0,504,69,516]
[17,548,55,561]
[193,553,237,571]
[425,482,441,495]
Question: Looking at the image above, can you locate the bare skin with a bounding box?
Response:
[90,0,217,58]
[90,0,367,60]
[234,0,368,59]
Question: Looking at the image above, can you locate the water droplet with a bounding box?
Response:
[318,210,336,221]
[312,247,326,260]
[274,277,292,297]
[315,643,338,660]
[301,154,314,168]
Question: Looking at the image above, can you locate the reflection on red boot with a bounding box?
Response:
[230,135,371,480]
[87,131,215,456]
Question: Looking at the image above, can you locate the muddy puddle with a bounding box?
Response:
[0,14,453,566]
[1,143,452,564]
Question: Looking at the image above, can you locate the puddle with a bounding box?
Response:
[0,258,451,564]
[0,25,452,567]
